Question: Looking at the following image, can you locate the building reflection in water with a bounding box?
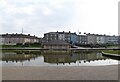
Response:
[2,51,41,63]
[1,51,108,65]
[43,52,107,65]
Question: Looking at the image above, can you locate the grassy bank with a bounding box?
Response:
[103,50,120,55]
[1,43,42,48]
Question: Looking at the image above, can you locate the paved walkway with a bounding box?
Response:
[2,65,119,80]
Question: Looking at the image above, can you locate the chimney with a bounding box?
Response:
[84,32,86,34]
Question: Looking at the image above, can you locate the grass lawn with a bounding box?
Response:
[1,45,41,48]
[103,50,120,55]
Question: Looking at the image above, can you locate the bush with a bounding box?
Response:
[16,43,23,46]
[21,43,41,47]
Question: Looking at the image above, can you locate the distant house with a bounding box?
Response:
[96,35,106,44]
[43,31,78,44]
[42,40,71,49]
[105,35,118,44]
[118,36,120,44]
[87,34,97,45]
[0,33,40,45]
[77,35,87,45]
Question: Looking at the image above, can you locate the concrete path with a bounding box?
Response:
[2,65,119,80]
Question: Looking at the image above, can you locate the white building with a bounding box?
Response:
[96,35,106,44]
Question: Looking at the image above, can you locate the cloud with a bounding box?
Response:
[42,6,52,16]
[0,0,119,37]
[1,0,35,15]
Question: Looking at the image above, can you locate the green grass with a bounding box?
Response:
[1,45,41,48]
[103,50,120,55]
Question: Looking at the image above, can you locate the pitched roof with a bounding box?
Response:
[0,34,38,39]
[44,32,77,35]
[43,40,70,45]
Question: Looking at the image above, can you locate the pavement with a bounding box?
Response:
[2,65,119,80]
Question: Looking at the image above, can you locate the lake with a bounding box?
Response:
[1,50,119,66]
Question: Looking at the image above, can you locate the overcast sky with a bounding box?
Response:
[0,0,119,37]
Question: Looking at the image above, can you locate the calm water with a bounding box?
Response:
[1,51,119,66]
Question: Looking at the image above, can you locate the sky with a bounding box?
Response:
[0,0,119,37]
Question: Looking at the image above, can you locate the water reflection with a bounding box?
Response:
[1,51,118,66]
[2,51,41,63]
[43,52,106,64]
